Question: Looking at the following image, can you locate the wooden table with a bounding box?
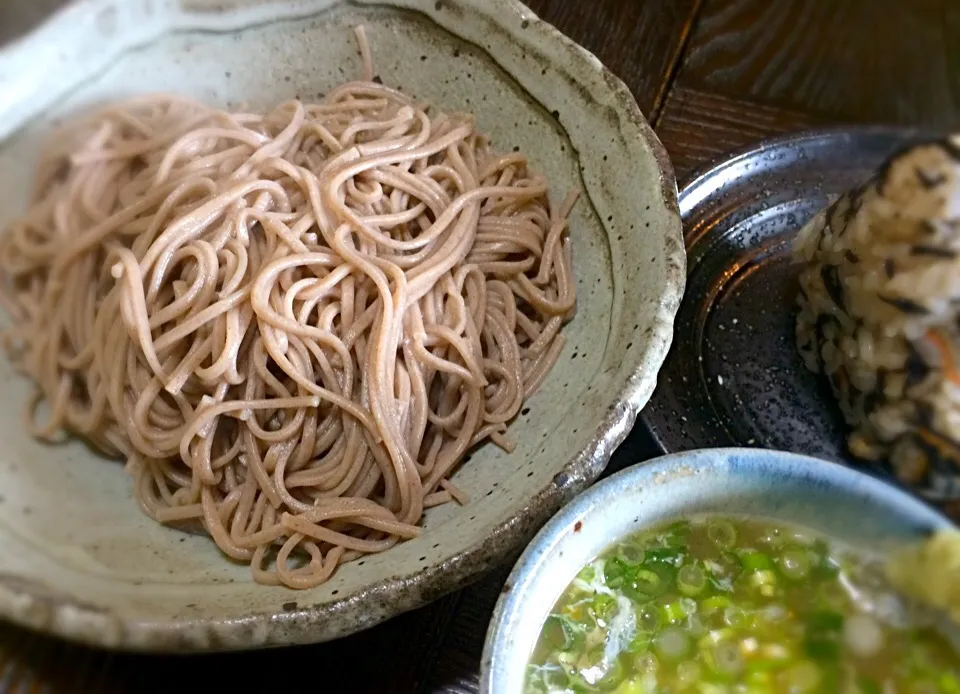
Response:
[0,0,957,691]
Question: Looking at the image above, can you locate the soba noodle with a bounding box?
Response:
[0,28,576,589]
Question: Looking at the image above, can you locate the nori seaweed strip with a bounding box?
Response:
[901,432,935,487]
[820,264,846,312]
[877,141,942,194]
[815,206,835,251]
[880,295,928,315]
[922,427,960,459]
[812,314,837,372]
[910,244,957,259]
[861,387,882,415]
[929,437,960,482]
[828,366,850,396]
[916,402,936,429]
[916,427,960,495]
[843,249,860,264]
[842,182,868,226]
[862,370,887,415]
[904,341,932,387]
[941,137,960,162]
[915,166,948,189]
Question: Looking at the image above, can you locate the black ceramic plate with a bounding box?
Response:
[642,128,936,463]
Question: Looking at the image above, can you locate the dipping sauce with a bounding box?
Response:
[525,516,960,693]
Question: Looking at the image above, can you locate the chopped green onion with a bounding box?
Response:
[624,563,673,602]
[633,652,658,674]
[811,539,840,578]
[685,613,707,638]
[783,660,822,692]
[635,569,663,593]
[724,605,750,629]
[664,520,692,536]
[803,610,843,662]
[617,543,645,567]
[740,551,774,572]
[758,527,783,546]
[707,574,733,594]
[760,604,787,623]
[706,640,743,678]
[698,627,735,650]
[707,520,737,549]
[576,564,597,584]
[697,684,732,694]
[566,670,605,692]
[677,563,707,596]
[711,551,743,581]
[662,600,688,623]
[643,546,686,566]
[676,660,701,686]
[612,678,645,694]
[748,569,778,597]
[626,632,652,654]
[843,614,884,658]
[699,595,731,615]
[778,547,813,581]
[807,610,844,633]
[604,557,630,589]
[745,656,785,674]
[804,638,839,661]
[636,605,661,632]
[744,669,774,686]
[591,594,617,623]
[542,614,585,651]
[940,673,960,694]
[757,643,792,663]
[538,663,570,690]
[594,653,626,691]
[654,626,692,661]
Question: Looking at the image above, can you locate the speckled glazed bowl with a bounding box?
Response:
[0,0,683,651]
[481,448,955,694]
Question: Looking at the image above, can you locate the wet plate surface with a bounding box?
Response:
[643,128,936,464]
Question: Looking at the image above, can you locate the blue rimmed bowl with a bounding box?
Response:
[480,447,955,694]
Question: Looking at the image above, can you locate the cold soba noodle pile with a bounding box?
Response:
[0,29,577,589]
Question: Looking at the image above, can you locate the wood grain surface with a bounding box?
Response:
[677,0,960,129]
[523,0,702,118]
[655,86,823,182]
[0,0,957,692]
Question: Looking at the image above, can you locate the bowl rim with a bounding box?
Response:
[479,447,956,693]
[677,125,940,196]
[0,0,684,652]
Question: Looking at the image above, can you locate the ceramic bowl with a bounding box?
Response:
[480,447,955,694]
[0,0,684,651]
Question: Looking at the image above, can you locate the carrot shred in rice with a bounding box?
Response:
[924,329,960,385]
